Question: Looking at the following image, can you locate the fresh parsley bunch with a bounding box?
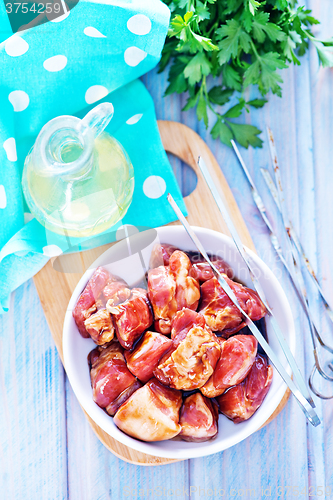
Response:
[160,0,333,148]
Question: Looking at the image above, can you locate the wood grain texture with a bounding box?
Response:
[1,1,333,496]
[32,121,287,466]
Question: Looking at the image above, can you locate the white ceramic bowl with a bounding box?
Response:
[63,226,295,459]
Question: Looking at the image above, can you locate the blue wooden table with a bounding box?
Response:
[1,1,333,498]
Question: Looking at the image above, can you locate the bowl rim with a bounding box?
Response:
[63,225,295,459]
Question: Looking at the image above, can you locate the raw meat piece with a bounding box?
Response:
[147,265,177,334]
[84,308,114,345]
[199,277,266,335]
[88,342,141,416]
[149,243,179,268]
[125,331,173,383]
[154,309,220,390]
[189,259,234,282]
[73,267,110,338]
[217,354,273,423]
[102,275,131,306]
[148,251,200,334]
[107,288,153,349]
[180,393,219,442]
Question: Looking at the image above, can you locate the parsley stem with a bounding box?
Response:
[202,76,220,117]
[249,38,260,60]
[207,21,219,38]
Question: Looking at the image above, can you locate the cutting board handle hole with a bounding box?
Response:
[166,152,198,198]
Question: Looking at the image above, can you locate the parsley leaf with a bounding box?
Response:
[195,0,211,21]
[249,0,261,16]
[228,122,263,148]
[165,59,188,94]
[208,87,234,105]
[191,32,219,52]
[223,0,243,16]
[251,12,285,43]
[217,20,252,64]
[258,52,287,95]
[282,33,301,65]
[168,13,191,37]
[311,41,333,68]
[223,99,246,118]
[222,64,242,91]
[247,98,268,108]
[244,52,287,96]
[182,93,199,111]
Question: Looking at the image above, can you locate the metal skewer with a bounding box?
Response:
[167,193,320,427]
[264,129,333,398]
[260,166,333,375]
[196,156,315,406]
[231,134,333,398]
[231,139,302,299]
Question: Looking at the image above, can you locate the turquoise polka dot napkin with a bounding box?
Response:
[0,0,187,313]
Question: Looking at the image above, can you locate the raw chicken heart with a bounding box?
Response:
[88,342,141,416]
[148,250,200,334]
[125,331,172,383]
[149,243,179,268]
[154,309,221,391]
[199,277,266,335]
[73,266,110,338]
[180,393,219,442]
[201,334,258,398]
[113,378,182,441]
[107,288,153,350]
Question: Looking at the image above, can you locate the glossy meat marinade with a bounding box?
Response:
[71,243,272,443]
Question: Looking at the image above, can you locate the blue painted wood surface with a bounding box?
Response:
[1,1,333,498]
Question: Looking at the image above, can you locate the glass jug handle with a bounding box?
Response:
[79,102,114,140]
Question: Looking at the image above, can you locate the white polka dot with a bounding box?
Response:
[42,245,63,257]
[85,85,109,104]
[124,46,147,67]
[8,90,29,112]
[15,250,30,257]
[5,36,29,57]
[24,212,34,224]
[116,224,139,241]
[48,7,70,22]
[127,14,151,36]
[0,185,7,209]
[143,176,166,199]
[43,55,67,72]
[126,113,143,125]
[84,26,106,38]
[3,138,17,162]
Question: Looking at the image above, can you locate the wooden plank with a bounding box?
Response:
[306,1,333,492]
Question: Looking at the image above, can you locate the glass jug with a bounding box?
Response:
[22,103,134,238]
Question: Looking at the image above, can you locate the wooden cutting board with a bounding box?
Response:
[33,120,289,466]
